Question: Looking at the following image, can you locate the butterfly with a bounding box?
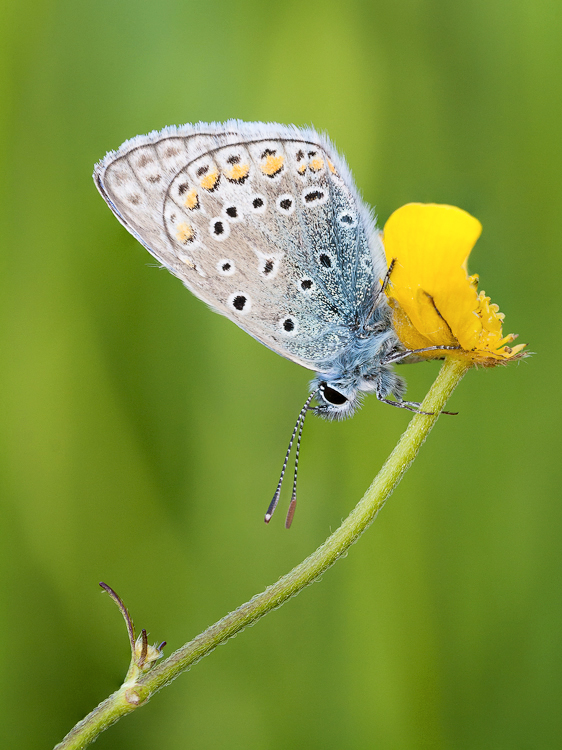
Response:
[94,121,448,527]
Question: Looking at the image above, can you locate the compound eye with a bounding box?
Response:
[321,383,348,406]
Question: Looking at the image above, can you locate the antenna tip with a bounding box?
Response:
[265,489,281,523]
[285,497,297,529]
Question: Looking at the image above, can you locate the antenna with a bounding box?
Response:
[285,407,307,529]
[265,390,317,525]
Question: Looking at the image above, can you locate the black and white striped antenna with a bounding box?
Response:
[264,389,318,528]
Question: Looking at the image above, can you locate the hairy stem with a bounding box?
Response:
[55,356,470,750]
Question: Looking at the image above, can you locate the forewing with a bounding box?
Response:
[94,121,383,372]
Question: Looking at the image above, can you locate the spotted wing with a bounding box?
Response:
[93,121,386,372]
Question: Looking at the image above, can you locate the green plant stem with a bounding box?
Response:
[54,356,470,750]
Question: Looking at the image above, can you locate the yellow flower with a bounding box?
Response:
[382,203,526,366]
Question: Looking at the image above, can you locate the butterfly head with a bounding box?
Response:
[313,380,361,421]
[311,352,408,421]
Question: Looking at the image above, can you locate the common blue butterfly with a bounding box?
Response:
[94,122,448,526]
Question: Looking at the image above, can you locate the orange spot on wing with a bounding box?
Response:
[176,222,195,244]
[225,163,250,182]
[200,170,219,190]
[327,160,337,175]
[184,189,199,209]
[260,154,284,176]
[309,157,324,172]
[297,163,307,174]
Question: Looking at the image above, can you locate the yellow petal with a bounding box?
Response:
[382,203,525,365]
[387,297,435,351]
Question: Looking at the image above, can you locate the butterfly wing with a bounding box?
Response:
[94,121,386,372]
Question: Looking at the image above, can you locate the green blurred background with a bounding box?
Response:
[1,1,560,747]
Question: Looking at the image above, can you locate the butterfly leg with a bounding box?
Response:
[376,257,396,298]
[363,258,397,330]
[374,377,457,416]
[380,398,435,415]
[383,345,461,364]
